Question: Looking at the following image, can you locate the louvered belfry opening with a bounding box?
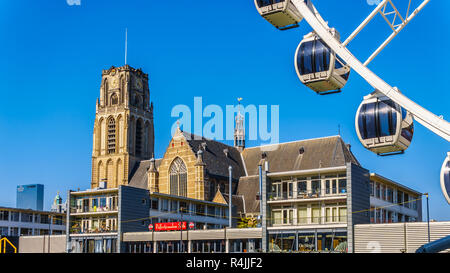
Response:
[107,118,116,154]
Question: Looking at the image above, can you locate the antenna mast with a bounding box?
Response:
[125,28,128,65]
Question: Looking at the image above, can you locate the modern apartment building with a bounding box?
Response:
[66,184,232,253]
[0,207,65,237]
[369,173,422,224]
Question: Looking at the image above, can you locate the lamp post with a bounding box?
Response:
[48,215,51,253]
[228,166,233,228]
[424,193,430,243]
[180,209,183,253]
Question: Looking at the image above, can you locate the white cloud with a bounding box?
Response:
[66,0,81,6]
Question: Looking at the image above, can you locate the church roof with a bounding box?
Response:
[128,159,163,190]
[221,193,245,217]
[182,131,246,181]
[236,176,260,215]
[241,135,359,176]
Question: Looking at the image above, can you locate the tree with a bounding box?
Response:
[237,216,258,228]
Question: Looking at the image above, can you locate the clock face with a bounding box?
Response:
[134,77,143,90]
[110,77,119,89]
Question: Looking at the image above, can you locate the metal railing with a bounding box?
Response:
[269,216,347,227]
[269,189,347,201]
[70,205,119,214]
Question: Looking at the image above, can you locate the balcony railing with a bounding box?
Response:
[70,227,118,235]
[269,189,347,201]
[269,216,347,227]
[70,206,119,214]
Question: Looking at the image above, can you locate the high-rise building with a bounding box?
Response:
[16,184,44,211]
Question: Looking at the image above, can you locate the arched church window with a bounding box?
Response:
[169,157,188,197]
[107,117,116,154]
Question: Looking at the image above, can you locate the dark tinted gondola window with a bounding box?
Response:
[359,101,401,140]
[358,104,367,139]
[445,161,450,196]
[378,101,397,137]
[314,40,330,73]
[358,103,377,139]
[342,72,350,81]
[401,108,407,120]
[298,41,314,75]
[364,102,377,139]
[257,0,284,8]
[401,123,414,142]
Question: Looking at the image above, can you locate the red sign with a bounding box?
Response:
[155,222,187,231]
[148,224,153,231]
[189,222,195,229]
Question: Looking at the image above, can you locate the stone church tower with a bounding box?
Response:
[91,65,155,189]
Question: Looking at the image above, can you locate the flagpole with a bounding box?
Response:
[125,28,128,65]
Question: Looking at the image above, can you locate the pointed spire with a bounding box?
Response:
[149,153,157,172]
[195,147,206,166]
[234,97,245,151]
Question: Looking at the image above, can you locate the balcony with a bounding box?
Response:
[269,216,347,227]
[70,227,118,235]
[70,205,119,214]
[268,189,347,202]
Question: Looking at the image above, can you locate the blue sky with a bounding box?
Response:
[0,0,449,219]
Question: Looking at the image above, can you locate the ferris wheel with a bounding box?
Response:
[254,0,450,203]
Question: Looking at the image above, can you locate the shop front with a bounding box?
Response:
[268,228,347,253]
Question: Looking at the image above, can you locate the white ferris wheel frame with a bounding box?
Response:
[441,152,450,204]
[290,0,450,142]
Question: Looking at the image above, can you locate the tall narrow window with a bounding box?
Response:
[107,118,116,154]
[135,119,143,156]
[169,158,187,197]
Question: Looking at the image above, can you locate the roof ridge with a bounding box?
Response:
[243,135,341,150]
[182,131,240,153]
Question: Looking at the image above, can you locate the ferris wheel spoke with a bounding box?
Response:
[290,0,450,142]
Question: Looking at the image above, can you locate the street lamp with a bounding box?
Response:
[423,193,430,243]
[228,166,232,228]
[48,214,52,253]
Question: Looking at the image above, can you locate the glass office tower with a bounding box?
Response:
[16,184,44,211]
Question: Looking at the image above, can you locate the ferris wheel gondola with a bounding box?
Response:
[254,0,304,30]
[355,91,414,156]
[294,30,351,95]
[441,153,450,204]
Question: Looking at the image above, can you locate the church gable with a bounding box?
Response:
[212,189,228,205]
[182,131,246,180]
[156,128,201,199]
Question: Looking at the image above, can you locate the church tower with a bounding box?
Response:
[234,98,245,152]
[91,65,155,189]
